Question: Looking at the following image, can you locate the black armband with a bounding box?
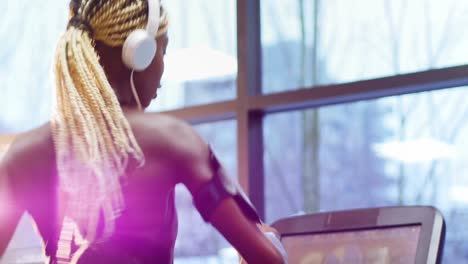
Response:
[193,146,261,223]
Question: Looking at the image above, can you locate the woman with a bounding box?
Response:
[0,0,287,263]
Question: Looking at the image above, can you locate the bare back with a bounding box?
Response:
[3,112,198,262]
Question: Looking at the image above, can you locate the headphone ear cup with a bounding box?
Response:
[122,29,157,71]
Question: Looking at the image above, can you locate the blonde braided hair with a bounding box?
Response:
[52,0,169,259]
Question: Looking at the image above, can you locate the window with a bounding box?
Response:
[261,0,468,93]
[1,0,467,263]
[264,86,468,262]
[148,0,237,112]
[0,0,67,132]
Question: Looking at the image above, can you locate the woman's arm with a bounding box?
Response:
[0,160,23,256]
[0,127,55,258]
[239,224,286,264]
[160,120,286,263]
[208,198,285,263]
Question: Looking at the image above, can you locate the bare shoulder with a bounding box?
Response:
[129,113,205,152]
[129,113,212,187]
[1,123,55,189]
[4,123,53,161]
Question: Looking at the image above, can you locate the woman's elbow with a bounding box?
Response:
[262,230,288,264]
[253,246,287,264]
[268,251,287,264]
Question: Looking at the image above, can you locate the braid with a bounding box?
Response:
[52,0,168,261]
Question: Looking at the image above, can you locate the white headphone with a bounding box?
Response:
[122,0,160,71]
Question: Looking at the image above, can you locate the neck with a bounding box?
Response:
[121,105,145,113]
[109,73,144,111]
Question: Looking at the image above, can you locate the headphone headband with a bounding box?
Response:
[146,0,160,37]
[121,0,160,71]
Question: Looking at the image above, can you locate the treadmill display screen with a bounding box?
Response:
[282,225,421,264]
